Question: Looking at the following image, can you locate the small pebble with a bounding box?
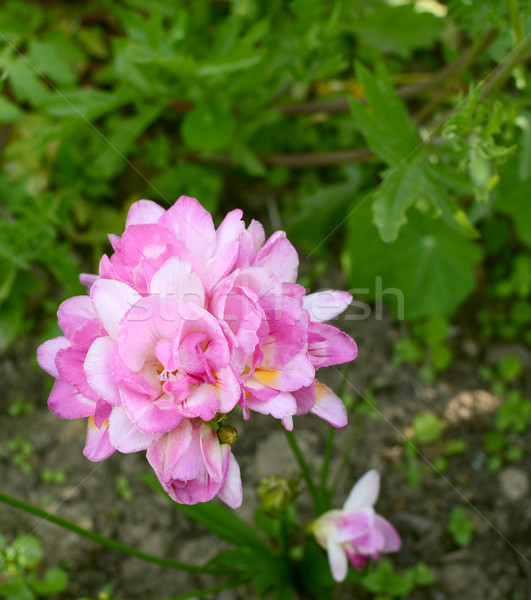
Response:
[499,467,529,502]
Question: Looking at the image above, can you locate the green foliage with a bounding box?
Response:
[447,507,475,548]
[361,559,435,599]
[413,412,444,445]
[5,437,35,475]
[115,475,134,502]
[0,0,528,351]
[0,533,68,599]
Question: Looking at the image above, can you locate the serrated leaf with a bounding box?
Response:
[350,62,419,165]
[343,201,483,319]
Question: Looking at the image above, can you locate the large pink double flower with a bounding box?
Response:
[37,196,357,507]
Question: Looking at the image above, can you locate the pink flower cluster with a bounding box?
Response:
[37,197,357,508]
[311,470,401,581]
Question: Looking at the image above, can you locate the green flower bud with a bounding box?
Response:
[217,424,238,444]
[257,476,291,516]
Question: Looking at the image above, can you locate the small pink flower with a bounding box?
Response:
[37,196,358,507]
[311,470,401,582]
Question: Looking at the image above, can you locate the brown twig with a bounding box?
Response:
[178,147,374,169]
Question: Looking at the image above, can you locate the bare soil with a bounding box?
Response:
[1,275,531,600]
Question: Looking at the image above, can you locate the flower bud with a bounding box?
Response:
[257,476,291,516]
[217,425,238,445]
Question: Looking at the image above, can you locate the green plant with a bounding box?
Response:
[361,559,435,600]
[0,533,68,599]
[447,507,475,548]
[5,437,35,475]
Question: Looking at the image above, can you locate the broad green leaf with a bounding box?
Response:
[181,104,235,151]
[0,94,23,122]
[30,567,68,595]
[343,201,483,319]
[351,3,445,57]
[13,534,43,569]
[494,152,531,245]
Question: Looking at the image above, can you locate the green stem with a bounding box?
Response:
[319,426,336,504]
[318,365,351,511]
[283,428,320,511]
[507,0,523,46]
[159,577,249,600]
[329,400,364,501]
[0,492,226,575]
[480,33,531,98]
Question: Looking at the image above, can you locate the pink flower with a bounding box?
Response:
[37,196,357,507]
[147,419,241,506]
[311,470,401,582]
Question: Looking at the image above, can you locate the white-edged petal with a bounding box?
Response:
[344,470,380,511]
[303,290,352,322]
[90,279,140,339]
[149,256,204,307]
[84,336,121,405]
[125,199,165,227]
[327,535,348,582]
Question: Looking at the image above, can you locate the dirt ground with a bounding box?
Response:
[1,270,531,600]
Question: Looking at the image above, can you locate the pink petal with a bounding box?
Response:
[147,420,194,476]
[374,515,402,553]
[292,384,316,415]
[117,296,182,372]
[327,535,348,582]
[48,379,96,419]
[217,453,243,508]
[125,199,165,227]
[254,231,299,283]
[84,417,115,461]
[335,508,374,543]
[55,347,100,401]
[90,279,140,339]
[37,337,70,378]
[158,195,217,262]
[79,273,98,289]
[281,416,294,431]
[310,381,347,427]
[303,290,352,322]
[108,406,157,453]
[57,296,95,339]
[254,353,315,393]
[178,383,220,422]
[149,257,205,307]
[216,209,244,247]
[84,336,121,405]
[245,391,297,419]
[121,386,183,434]
[307,322,358,368]
[344,470,380,511]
